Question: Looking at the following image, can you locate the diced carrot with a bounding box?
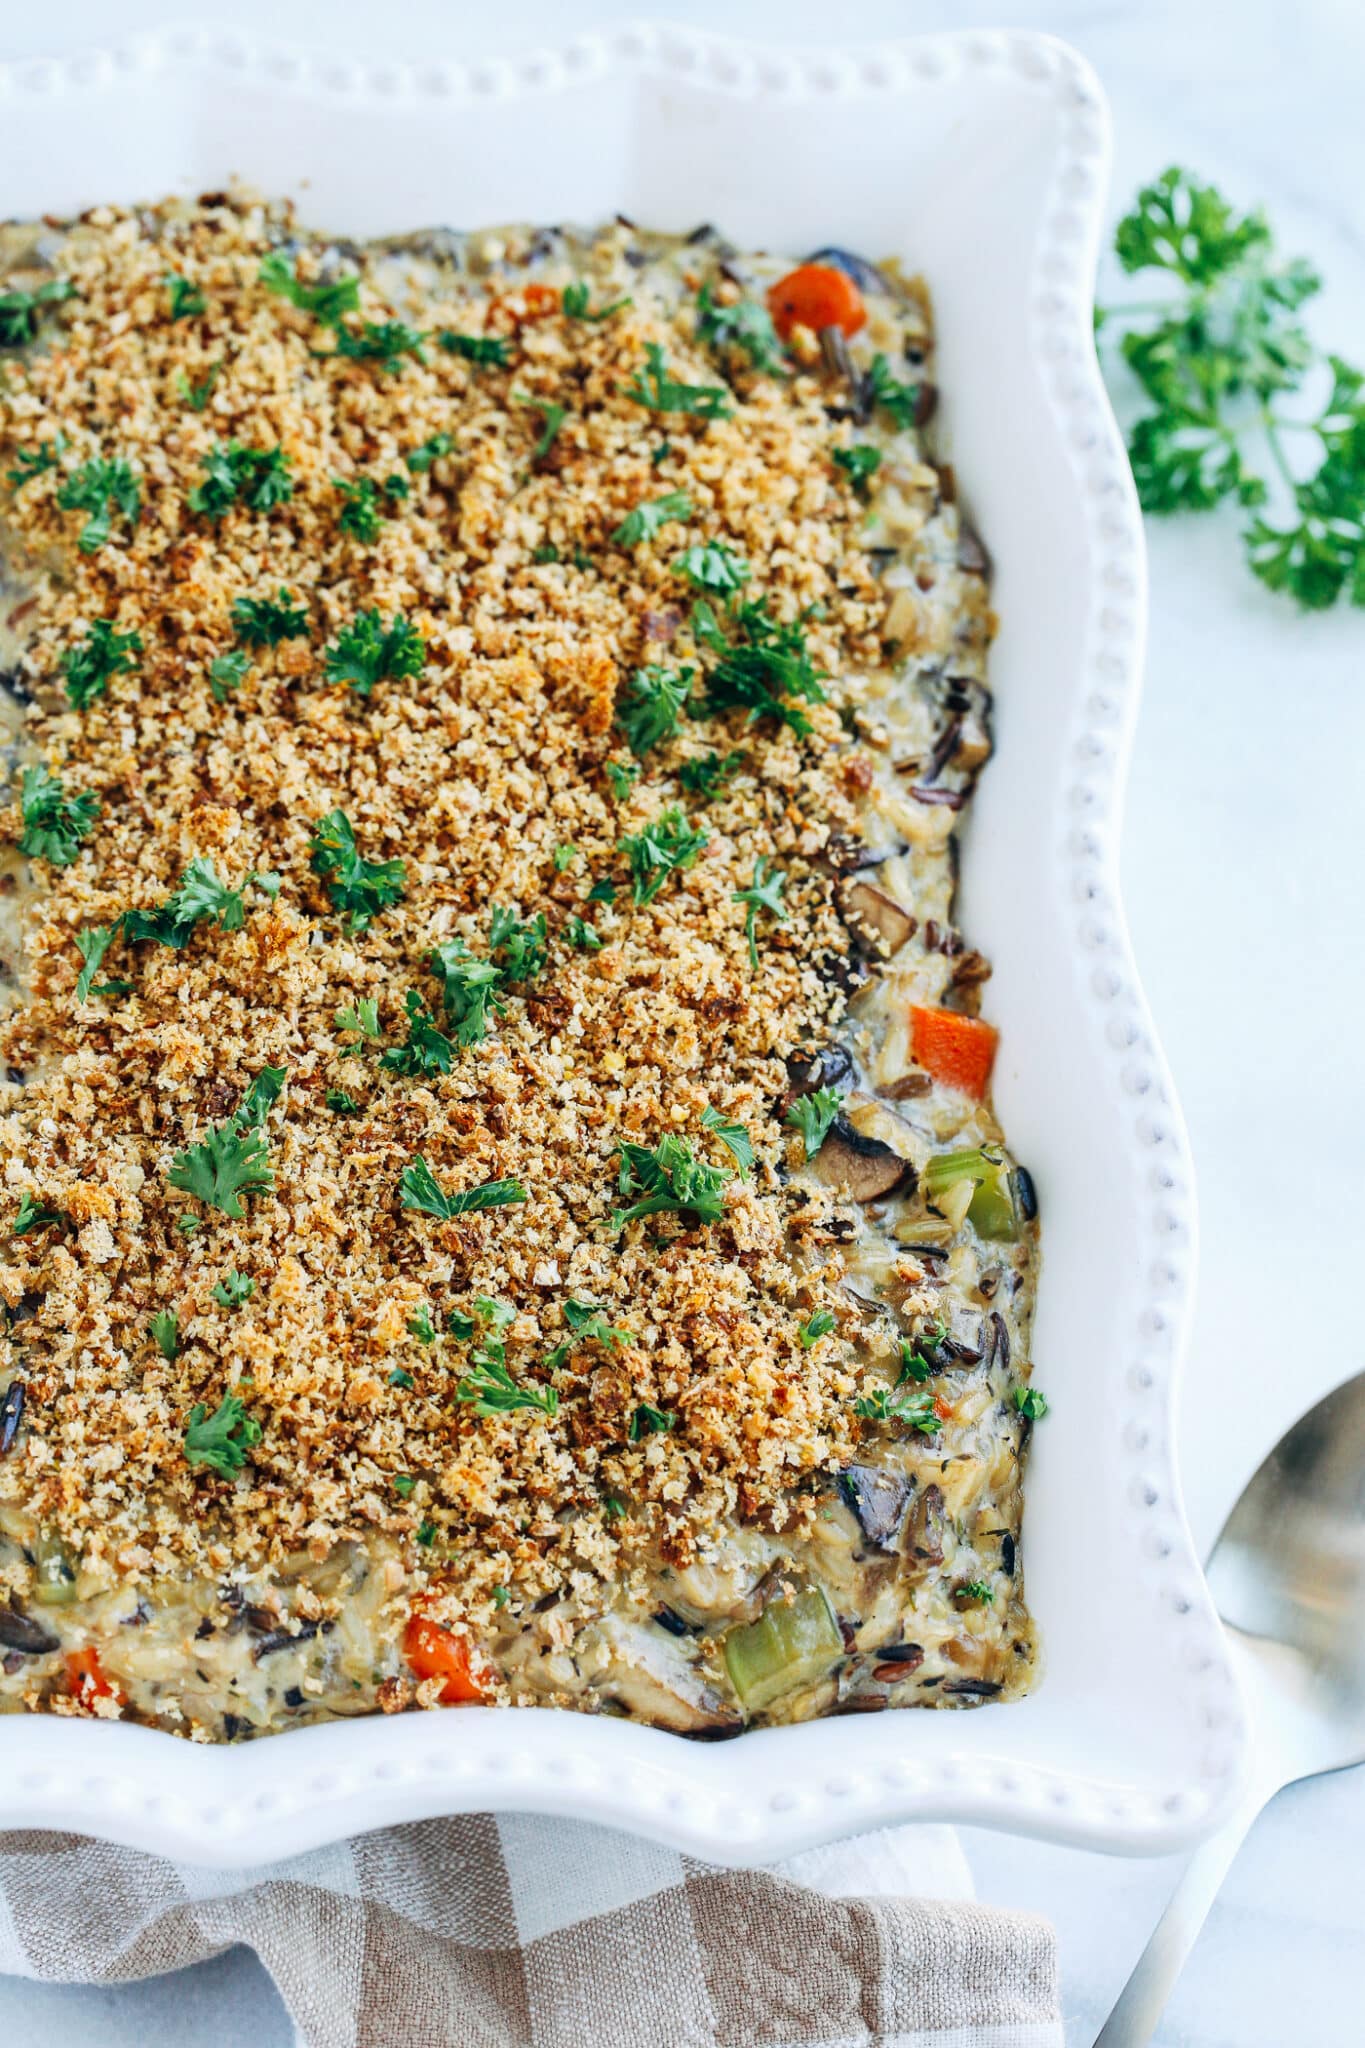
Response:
[402,1615,492,1704]
[766,263,866,342]
[910,1005,999,1100]
[518,282,560,322]
[66,1646,123,1706]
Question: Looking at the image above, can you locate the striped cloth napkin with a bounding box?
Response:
[0,1816,1060,2046]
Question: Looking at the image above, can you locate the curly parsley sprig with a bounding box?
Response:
[1098,165,1365,609]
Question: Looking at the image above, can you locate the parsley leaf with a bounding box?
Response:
[407,1306,437,1345]
[323,609,425,695]
[672,541,751,594]
[164,272,206,320]
[732,856,787,969]
[6,434,64,491]
[399,1157,528,1221]
[866,354,921,429]
[177,364,222,412]
[604,760,640,801]
[438,331,511,366]
[335,996,382,1041]
[183,1392,262,1477]
[258,251,360,324]
[610,490,692,549]
[564,914,602,952]
[693,595,827,736]
[1013,1384,1050,1421]
[615,662,695,756]
[209,650,250,702]
[149,1309,179,1360]
[545,1295,631,1370]
[57,457,140,553]
[511,391,566,461]
[619,805,709,905]
[212,1269,256,1308]
[188,441,293,522]
[61,618,142,710]
[74,924,122,1003]
[379,990,454,1077]
[853,1383,939,1432]
[168,1109,274,1220]
[12,1190,64,1237]
[309,810,407,932]
[628,1403,675,1441]
[552,843,578,873]
[562,281,632,322]
[119,857,263,950]
[623,343,732,420]
[428,939,506,1046]
[833,444,882,492]
[611,1135,731,1228]
[456,1352,557,1419]
[785,1086,841,1159]
[956,1581,994,1605]
[232,589,309,647]
[0,276,74,348]
[17,765,99,866]
[694,281,786,375]
[406,432,454,472]
[699,1104,753,1176]
[324,320,426,372]
[326,1087,362,1114]
[798,1309,836,1348]
[334,475,387,543]
[678,748,744,799]
[489,905,548,983]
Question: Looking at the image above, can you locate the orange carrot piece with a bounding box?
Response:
[402,1615,492,1704]
[766,263,866,342]
[910,1005,999,1100]
[66,1646,123,1705]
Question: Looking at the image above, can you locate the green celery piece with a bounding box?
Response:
[722,1582,842,1713]
[921,1147,1019,1243]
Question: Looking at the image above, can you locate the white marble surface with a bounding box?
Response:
[1,2,1362,2042]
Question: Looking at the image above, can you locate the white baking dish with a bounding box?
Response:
[0,20,1246,1866]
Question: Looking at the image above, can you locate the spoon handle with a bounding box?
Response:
[1092,1775,1277,2047]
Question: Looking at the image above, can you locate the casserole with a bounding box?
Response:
[0,20,1246,1863]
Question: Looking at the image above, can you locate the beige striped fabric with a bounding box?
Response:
[0,1817,1060,2047]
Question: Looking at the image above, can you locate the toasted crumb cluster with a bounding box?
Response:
[0,197,913,1660]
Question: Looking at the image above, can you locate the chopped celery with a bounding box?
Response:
[921,1146,1019,1243]
[723,1581,842,1711]
[32,1531,78,1606]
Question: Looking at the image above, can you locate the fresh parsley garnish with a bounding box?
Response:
[438,331,511,366]
[511,391,566,461]
[12,1190,64,1238]
[164,272,206,320]
[57,457,140,553]
[119,857,270,950]
[6,435,64,491]
[1013,1384,1050,1421]
[324,320,426,371]
[188,441,293,522]
[61,619,142,710]
[335,995,382,1042]
[258,251,360,324]
[619,806,709,905]
[1098,164,1365,608]
[456,1353,557,1419]
[587,878,618,904]
[798,1310,836,1348]
[392,1473,416,1498]
[0,276,74,348]
[604,760,640,801]
[552,843,578,873]
[672,541,751,595]
[17,765,98,866]
[692,594,827,736]
[399,1158,528,1222]
[699,1104,754,1175]
[232,589,309,647]
[149,1309,179,1360]
[564,915,601,951]
[309,810,406,932]
[899,1323,946,1383]
[209,650,250,702]
[678,748,744,798]
[615,663,695,756]
[562,281,632,322]
[732,856,787,969]
[853,1384,939,1433]
[694,281,786,375]
[212,1269,256,1308]
[545,1296,631,1371]
[610,490,692,549]
[168,1092,277,1220]
[489,905,548,983]
[379,991,454,1078]
[74,924,123,1003]
[785,1086,841,1159]
[623,343,732,420]
[183,1392,262,1477]
[323,609,425,695]
[406,432,454,472]
[407,1305,438,1345]
[334,475,388,543]
[428,939,507,1046]
[628,1403,675,1441]
[326,1087,362,1114]
[177,364,222,412]
[833,444,882,492]
[389,1366,416,1388]
[611,1135,731,1229]
[957,1581,994,1605]
[866,354,921,429]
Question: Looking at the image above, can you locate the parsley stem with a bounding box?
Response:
[1260,406,1299,495]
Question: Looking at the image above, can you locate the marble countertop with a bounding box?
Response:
[2,1,1361,2041]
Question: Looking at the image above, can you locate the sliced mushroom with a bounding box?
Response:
[805,246,894,296]
[0,1600,59,1656]
[588,1615,742,1735]
[837,1465,911,1551]
[903,1482,948,1571]
[811,1117,915,1203]
[0,1380,24,1455]
[841,878,917,955]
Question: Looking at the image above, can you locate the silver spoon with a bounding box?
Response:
[1095,1369,1365,2046]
